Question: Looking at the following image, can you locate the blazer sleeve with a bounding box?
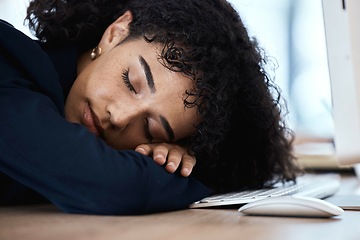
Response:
[0,20,211,215]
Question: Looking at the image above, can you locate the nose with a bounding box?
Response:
[106,103,145,130]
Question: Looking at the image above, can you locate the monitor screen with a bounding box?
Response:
[322,0,360,173]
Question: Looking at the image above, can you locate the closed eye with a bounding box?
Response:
[144,118,154,143]
[122,69,137,94]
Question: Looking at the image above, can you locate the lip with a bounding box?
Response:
[83,103,104,137]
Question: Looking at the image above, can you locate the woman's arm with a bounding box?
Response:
[0,20,210,215]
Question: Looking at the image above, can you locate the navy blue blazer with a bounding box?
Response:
[0,20,210,215]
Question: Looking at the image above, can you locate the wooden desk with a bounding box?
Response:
[1,174,359,240]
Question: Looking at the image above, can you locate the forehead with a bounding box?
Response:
[147,51,200,140]
[116,38,201,139]
[154,65,200,140]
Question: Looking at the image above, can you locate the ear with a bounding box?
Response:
[98,11,133,52]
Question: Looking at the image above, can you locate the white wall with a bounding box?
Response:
[0,0,32,37]
[228,0,333,139]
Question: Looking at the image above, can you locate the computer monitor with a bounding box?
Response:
[322,0,360,177]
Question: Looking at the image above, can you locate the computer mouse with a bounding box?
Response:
[238,195,344,218]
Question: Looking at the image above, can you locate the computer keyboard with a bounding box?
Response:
[189,173,341,208]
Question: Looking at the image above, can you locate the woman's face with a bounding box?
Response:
[65,37,199,149]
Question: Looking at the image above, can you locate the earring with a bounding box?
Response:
[90,46,102,60]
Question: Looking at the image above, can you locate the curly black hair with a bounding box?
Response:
[25,0,301,193]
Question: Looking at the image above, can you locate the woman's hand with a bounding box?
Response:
[135,143,196,177]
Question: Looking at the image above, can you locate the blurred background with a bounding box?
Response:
[229,0,333,142]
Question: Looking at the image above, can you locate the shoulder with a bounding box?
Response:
[0,19,14,28]
[0,19,64,111]
[0,19,45,59]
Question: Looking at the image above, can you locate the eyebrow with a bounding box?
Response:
[160,115,175,142]
[139,55,175,142]
[139,55,156,93]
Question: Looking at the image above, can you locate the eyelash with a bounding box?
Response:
[122,69,137,94]
[144,119,154,143]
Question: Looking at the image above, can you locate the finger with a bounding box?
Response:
[165,149,183,173]
[135,144,152,155]
[180,154,196,177]
[152,145,169,165]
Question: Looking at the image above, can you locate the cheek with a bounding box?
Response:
[85,59,123,99]
[64,75,89,122]
[88,74,122,101]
